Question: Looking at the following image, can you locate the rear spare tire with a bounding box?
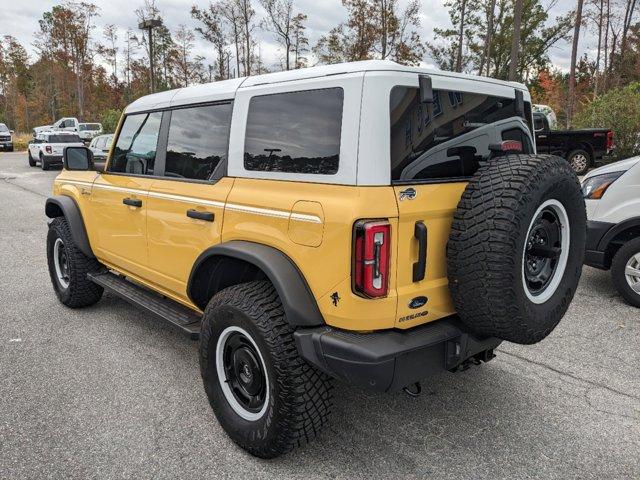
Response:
[447,154,586,344]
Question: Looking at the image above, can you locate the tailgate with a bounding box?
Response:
[393,182,467,328]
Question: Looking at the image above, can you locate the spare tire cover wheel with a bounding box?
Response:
[447,154,586,345]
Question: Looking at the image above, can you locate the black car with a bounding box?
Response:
[533,112,614,175]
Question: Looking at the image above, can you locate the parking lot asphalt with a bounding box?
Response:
[0,151,638,480]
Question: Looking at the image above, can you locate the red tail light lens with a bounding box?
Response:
[353,220,390,298]
[45,145,52,154]
[606,131,614,151]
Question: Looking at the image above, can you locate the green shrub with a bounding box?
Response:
[101,109,122,134]
[574,83,640,160]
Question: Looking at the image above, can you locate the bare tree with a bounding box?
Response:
[567,0,585,126]
[291,13,309,68]
[508,0,524,80]
[478,0,496,76]
[260,0,296,70]
[99,24,118,84]
[192,3,232,80]
[237,0,256,75]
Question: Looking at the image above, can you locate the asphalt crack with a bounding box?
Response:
[0,176,47,199]
[497,348,640,402]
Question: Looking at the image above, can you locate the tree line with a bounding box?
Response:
[0,0,638,136]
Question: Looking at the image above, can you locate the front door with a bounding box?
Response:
[88,110,163,279]
[144,102,234,303]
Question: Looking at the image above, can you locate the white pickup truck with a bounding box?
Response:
[33,117,81,136]
[28,131,85,170]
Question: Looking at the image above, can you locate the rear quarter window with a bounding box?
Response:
[244,88,343,175]
[390,86,529,183]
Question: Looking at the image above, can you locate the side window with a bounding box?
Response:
[164,103,232,181]
[244,88,343,175]
[534,114,545,131]
[390,87,526,182]
[109,112,162,175]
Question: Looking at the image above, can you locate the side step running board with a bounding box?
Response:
[88,271,202,340]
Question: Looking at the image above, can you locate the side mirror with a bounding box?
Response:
[10,130,14,134]
[419,75,434,104]
[63,146,94,171]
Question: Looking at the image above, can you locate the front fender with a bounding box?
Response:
[45,196,94,258]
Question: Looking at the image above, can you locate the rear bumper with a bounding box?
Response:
[584,220,614,269]
[42,154,63,164]
[294,317,501,392]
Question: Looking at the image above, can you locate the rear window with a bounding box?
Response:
[244,88,343,175]
[48,134,82,143]
[390,87,528,182]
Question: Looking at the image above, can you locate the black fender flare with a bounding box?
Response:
[187,241,325,327]
[598,216,640,251]
[45,196,95,258]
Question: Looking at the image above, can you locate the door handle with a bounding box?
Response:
[123,198,142,207]
[413,221,427,282]
[187,209,214,222]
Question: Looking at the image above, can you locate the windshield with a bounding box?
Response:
[0,124,9,132]
[80,123,101,131]
[49,134,82,143]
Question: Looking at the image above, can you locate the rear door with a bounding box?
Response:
[388,82,534,329]
[145,102,234,301]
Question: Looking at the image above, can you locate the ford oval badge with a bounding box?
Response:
[408,296,428,309]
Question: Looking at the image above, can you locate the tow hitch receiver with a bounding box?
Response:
[449,349,497,373]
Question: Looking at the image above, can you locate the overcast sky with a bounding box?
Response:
[0,0,588,74]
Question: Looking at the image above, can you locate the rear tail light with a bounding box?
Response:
[45,145,52,154]
[490,140,523,153]
[353,220,390,298]
[606,131,614,151]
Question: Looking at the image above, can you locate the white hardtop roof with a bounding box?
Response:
[125,60,529,114]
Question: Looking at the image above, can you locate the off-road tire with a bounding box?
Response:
[611,238,640,308]
[7,146,13,152]
[47,217,103,308]
[199,281,333,458]
[28,149,36,167]
[567,149,591,176]
[40,153,49,171]
[447,154,586,344]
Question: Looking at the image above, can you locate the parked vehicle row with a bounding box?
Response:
[33,117,103,143]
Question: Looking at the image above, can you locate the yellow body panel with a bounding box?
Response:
[222,179,400,331]
[393,183,468,329]
[144,177,234,301]
[53,169,466,332]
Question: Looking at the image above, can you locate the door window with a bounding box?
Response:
[164,103,232,181]
[109,112,162,175]
[244,88,343,174]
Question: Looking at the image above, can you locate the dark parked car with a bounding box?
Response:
[533,112,614,175]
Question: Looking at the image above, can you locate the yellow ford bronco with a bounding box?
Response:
[46,60,585,458]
